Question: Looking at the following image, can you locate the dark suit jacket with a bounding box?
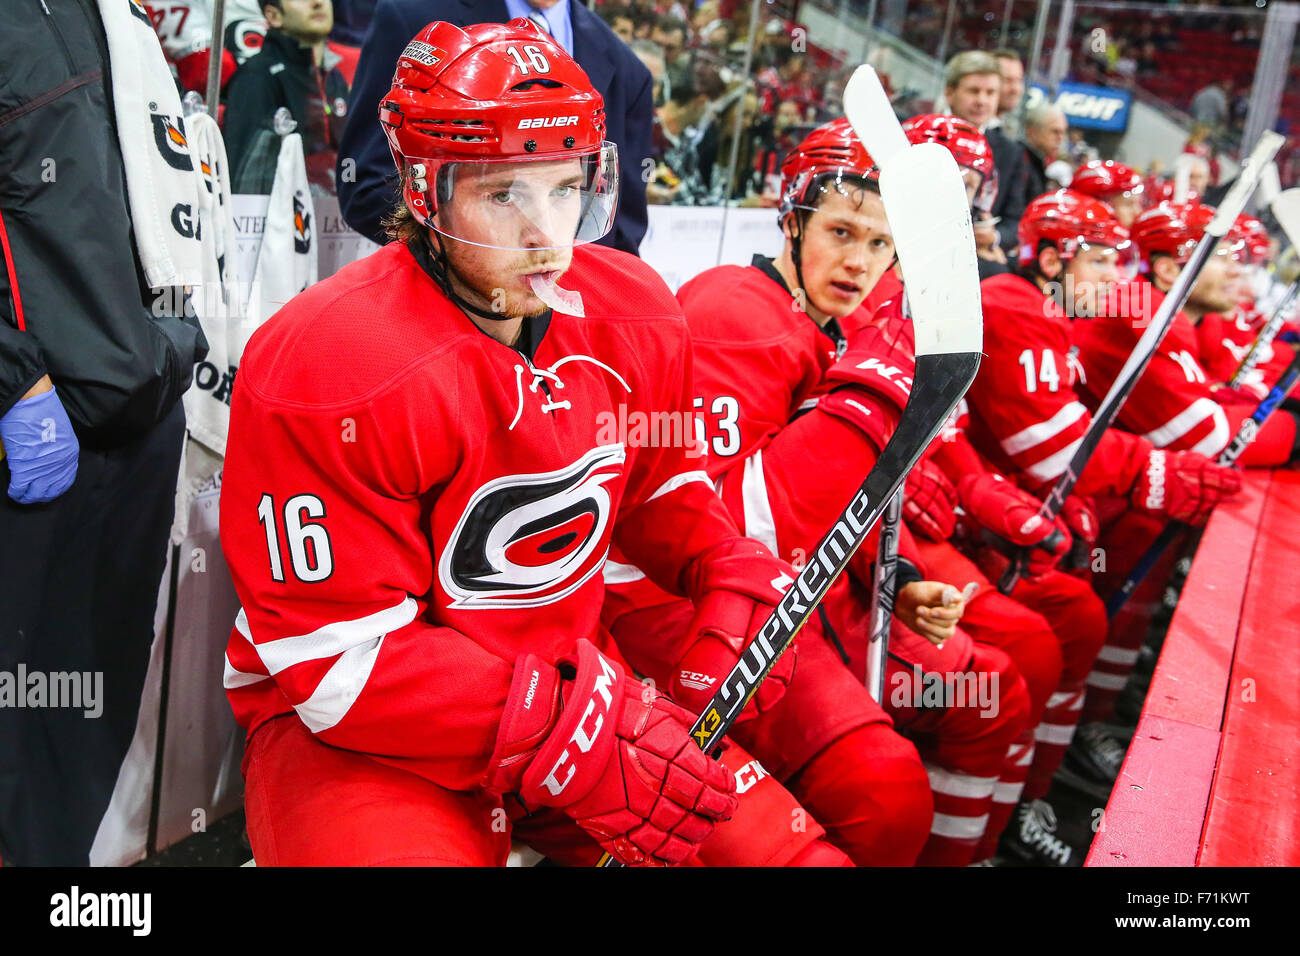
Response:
[336,0,652,254]
[986,125,1026,254]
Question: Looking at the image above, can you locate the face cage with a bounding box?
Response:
[407,142,619,252]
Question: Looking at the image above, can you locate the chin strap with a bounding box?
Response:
[417,231,516,323]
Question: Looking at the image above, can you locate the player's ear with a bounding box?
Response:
[1037,245,1063,281]
[1152,254,1180,288]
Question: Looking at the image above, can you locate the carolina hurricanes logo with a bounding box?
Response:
[293,193,312,254]
[226,19,267,63]
[151,114,194,171]
[128,0,152,26]
[439,445,626,609]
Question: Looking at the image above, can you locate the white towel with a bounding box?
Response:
[98,0,205,289]
[181,109,242,459]
[248,133,318,327]
[172,109,243,543]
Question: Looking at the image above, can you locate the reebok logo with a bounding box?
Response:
[1145,451,1167,511]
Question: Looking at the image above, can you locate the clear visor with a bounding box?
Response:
[963,167,998,217]
[423,144,618,252]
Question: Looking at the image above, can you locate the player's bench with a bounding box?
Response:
[1086,468,1300,866]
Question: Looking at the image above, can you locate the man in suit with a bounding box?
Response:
[338,0,652,254]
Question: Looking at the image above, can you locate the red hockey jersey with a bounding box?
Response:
[1195,307,1296,399]
[965,272,1151,497]
[1073,282,1295,466]
[221,240,745,792]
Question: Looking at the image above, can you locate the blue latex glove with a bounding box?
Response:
[0,387,80,504]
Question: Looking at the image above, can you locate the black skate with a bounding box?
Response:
[999,799,1084,867]
[1057,722,1132,799]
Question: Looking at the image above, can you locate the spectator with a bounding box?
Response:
[753,98,804,203]
[630,37,668,107]
[998,103,1067,254]
[943,50,1001,131]
[600,2,636,45]
[946,50,1023,254]
[0,0,208,864]
[650,63,723,205]
[1190,79,1229,134]
[652,15,690,70]
[223,0,349,193]
[990,47,1025,140]
[338,1,653,255]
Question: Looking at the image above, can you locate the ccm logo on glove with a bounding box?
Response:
[539,654,618,797]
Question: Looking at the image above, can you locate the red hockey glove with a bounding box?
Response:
[958,472,1070,576]
[486,640,737,866]
[1131,449,1242,527]
[676,540,797,724]
[904,458,959,541]
[1061,495,1099,546]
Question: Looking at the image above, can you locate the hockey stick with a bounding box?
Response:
[1105,346,1300,617]
[597,67,981,867]
[865,488,902,704]
[1227,189,1300,387]
[998,131,1285,594]
[1102,190,1300,615]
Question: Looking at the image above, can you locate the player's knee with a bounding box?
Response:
[1053,587,1109,680]
[990,612,1063,721]
[792,724,933,866]
[969,646,1033,750]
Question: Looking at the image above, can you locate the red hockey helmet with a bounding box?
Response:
[1234,214,1271,264]
[1017,189,1130,268]
[902,113,998,214]
[779,117,878,220]
[1130,202,1218,264]
[1069,160,1143,202]
[379,19,616,250]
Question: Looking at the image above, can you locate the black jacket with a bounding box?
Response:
[337,0,652,254]
[0,0,207,443]
[986,125,1027,254]
[222,28,350,190]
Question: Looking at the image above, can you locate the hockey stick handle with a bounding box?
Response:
[1105,350,1300,618]
[596,354,979,867]
[999,133,1285,595]
[866,488,903,704]
[1228,279,1300,387]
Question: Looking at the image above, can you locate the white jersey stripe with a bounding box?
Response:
[648,470,713,502]
[930,811,990,839]
[741,449,780,557]
[926,764,999,799]
[1001,401,1088,456]
[1142,398,1230,456]
[1022,436,1085,484]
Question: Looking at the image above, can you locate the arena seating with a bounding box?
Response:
[1086,467,1300,866]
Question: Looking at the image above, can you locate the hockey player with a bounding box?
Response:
[1196,214,1294,397]
[219,19,852,867]
[898,114,1006,270]
[1067,202,1297,769]
[1069,160,1146,229]
[965,190,1242,861]
[883,122,1117,866]
[605,119,1032,867]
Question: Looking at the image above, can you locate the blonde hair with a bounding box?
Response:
[944,51,1001,91]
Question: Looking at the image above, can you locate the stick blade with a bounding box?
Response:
[843,65,910,165]
[1271,188,1300,249]
[879,142,982,357]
